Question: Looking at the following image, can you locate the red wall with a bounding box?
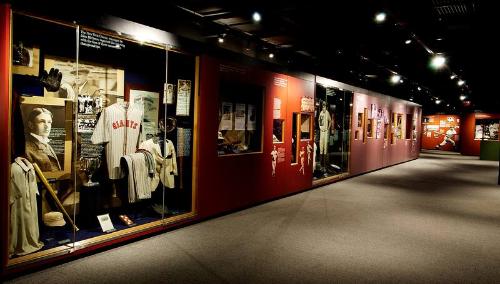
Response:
[0,3,11,272]
[196,56,315,218]
[421,114,461,151]
[461,113,500,156]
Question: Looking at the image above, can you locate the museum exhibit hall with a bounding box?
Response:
[1,1,499,282]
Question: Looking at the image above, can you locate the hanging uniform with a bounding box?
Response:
[9,157,44,257]
[160,139,178,188]
[91,102,143,179]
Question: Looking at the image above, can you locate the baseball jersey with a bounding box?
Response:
[91,102,143,179]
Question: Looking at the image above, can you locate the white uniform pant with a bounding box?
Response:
[319,131,329,154]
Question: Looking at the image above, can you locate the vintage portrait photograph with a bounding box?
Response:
[164,83,174,104]
[219,102,233,131]
[19,97,72,179]
[12,42,40,76]
[43,57,124,109]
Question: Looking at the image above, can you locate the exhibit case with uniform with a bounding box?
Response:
[1,8,198,272]
[313,76,353,181]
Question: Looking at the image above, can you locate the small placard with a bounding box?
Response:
[97,214,116,233]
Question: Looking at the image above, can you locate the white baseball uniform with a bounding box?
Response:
[91,102,143,179]
[319,109,331,154]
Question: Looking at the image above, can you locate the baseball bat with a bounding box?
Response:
[33,163,79,231]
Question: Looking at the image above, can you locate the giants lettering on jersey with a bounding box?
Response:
[112,119,139,130]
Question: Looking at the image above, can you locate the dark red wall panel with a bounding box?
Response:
[196,56,315,219]
[283,76,314,192]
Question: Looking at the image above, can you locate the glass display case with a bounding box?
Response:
[8,13,197,265]
[217,81,263,155]
[474,119,499,141]
[313,83,352,180]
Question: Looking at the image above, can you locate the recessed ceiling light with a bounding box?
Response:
[450,74,457,80]
[459,95,467,101]
[435,99,442,105]
[417,86,421,91]
[457,80,465,86]
[375,12,386,23]
[405,39,412,44]
[218,37,224,43]
[430,54,446,69]
[436,38,443,41]
[390,74,401,84]
[252,12,261,22]
[268,53,274,59]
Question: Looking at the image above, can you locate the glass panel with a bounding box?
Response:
[363,108,368,142]
[273,119,284,142]
[406,114,413,139]
[367,119,374,138]
[217,81,263,155]
[474,119,499,140]
[10,14,77,261]
[396,113,403,139]
[389,113,395,144]
[384,123,389,140]
[313,84,352,180]
[300,114,311,139]
[291,113,298,163]
[9,13,196,266]
[75,27,168,241]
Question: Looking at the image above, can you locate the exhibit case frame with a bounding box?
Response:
[313,76,353,182]
[1,8,199,272]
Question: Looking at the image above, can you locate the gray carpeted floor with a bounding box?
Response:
[7,151,500,283]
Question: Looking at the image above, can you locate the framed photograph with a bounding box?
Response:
[367,119,373,138]
[357,113,363,127]
[19,96,72,180]
[12,44,40,76]
[175,79,191,116]
[163,83,174,104]
[219,102,233,130]
[43,57,124,110]
[126,84,160,142]
[376,119,382,139]
[234,103,246,130]
[248,104,257,131]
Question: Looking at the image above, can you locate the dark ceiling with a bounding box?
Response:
[12,0,491,114]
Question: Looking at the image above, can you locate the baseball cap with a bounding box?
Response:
[43,211,66,227]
